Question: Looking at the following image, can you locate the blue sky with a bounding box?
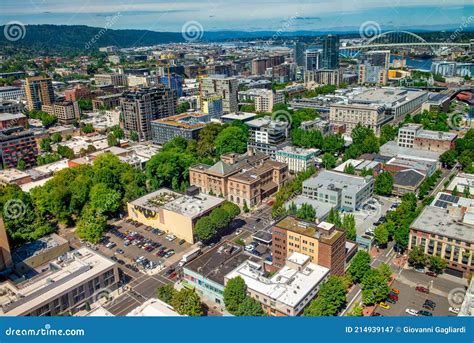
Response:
[0,0,472,32]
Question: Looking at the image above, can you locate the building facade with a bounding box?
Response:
[42,101,81,125]
[151,112,210,145]
[0,127,38,169]
[276,146,319,173]
[25,76,55,111]
[201,76,238,114]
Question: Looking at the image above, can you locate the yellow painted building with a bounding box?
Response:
[127,188,225,244]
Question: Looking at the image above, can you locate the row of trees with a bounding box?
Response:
[347,251,392,305]
[418,169,442,200]
[194,202,241,242]
[304,276,349,316]
[156,285,204,316]
[326,208,356,241]
[408,246,448,274]
[440,129,474,174]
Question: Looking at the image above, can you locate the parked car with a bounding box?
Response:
[426,271,438,277]
[424,300,436,307]
[391,288,400,294]
[423,303,435,311]
[405,308,418,316]
[417,310,433,316]
[386,298,396,304]
[415,268,425,273]
[379,302,390,310]
[448,307,460,314]
[178,239,185,245]
[116,249,124,254]
[388,293,399,301]
[415,286,429,294]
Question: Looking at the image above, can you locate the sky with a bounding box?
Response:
[0,0,472,32]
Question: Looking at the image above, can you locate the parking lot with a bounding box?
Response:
[375,269,464,317]
[353,196,399,237]
[97,219,191,276]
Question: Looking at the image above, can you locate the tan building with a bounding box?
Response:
[127,188,225,243]
[0,218,12,271]
[189,151,288,208]
[42,101,81,125]
[94,73,128,87]
[272,216,346,275]
[25,76,54,111]
[0,247,119,316]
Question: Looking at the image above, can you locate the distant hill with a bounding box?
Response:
[0,24,185,53]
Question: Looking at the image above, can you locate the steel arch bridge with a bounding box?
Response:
[340,30,469,57]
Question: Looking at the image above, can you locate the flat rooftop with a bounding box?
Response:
[11,233,68,263]
[152,112,209,129]
[225,255,330,309]
[130,188,224,219]
[380,140,441,161]
[303,170,373,192]
[221,112,256,121]
[411,205,474,243]
[447,173,474,195]
[1,247,116,316]
[184,241,258,285]
[285,195,333,220]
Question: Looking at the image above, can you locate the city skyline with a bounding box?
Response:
[1,0,473,32]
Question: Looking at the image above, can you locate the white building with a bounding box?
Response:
[276,146,319,173]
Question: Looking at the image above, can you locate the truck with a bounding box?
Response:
[178,247,201,267]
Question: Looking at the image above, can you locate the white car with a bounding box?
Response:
[405,308,418,316]
[245,244,254,252]
[448,307,460,314]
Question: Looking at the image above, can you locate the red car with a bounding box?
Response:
[388,293,399,301]
[426,271,438,277]
[416,286,429,294]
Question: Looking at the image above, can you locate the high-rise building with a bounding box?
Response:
[294,42,306,67]
[252,58,270,75]
[322,34,340,69]
[305,50,321,71]
[25,76,54,111]
[41,101,81,125]
[202,96,223,118]
[94,73,128,87]
[201,75,238,114]
[358,63,388,85]
[0,217,12,271]
[120,86,176,141]
[160,74,184,97]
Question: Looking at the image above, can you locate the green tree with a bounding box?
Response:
[235,297,264,316]
[209,207,231,230]
[343,163,356,175]
[377,263,392,281]
[51,133,62,143]
[327,208,342,227]
[347,251,371,283]
[379,125,398,145]
[440,150,457,169]
[81,123,94,134]
[76,206,107,243]
[342,214,356,241]
[195,216,217,242]
[374,172,393,196]
[242,200,250,213]
[130,131,139,142]
[215,126,248,156]
[57,145,75,159]
[304,276,348,316]
[452,185,459,196]
[223,276,248,314]
[408,246,427,269]
[322,153,336,169]
[89,183,121,215]
[197,123,225,157]
[347,302,364,317]
[171,288,204,316]
[296,203,316,221]
[17,159,26,171]
[156,284,177,304]
[40,137,52,152]
[463,186,470,198]
[361,269,390,305]
[221,201,241,218]
[107,133,119,147]
[428,255,447,274]
[374,224,389,247]
[110,125,124,139]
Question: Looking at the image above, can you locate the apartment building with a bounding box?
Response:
[272,216,346,275]
[0,86,25,101]
[201,75,238,114]
[94,73,128,87]
[151,112,210,145]
[201,96,223,118]
[276,146,319,173]
[120,87,176,140]
[238,89,285,113]
[189,151,288,208]
[358,63,388,85]
[64,85,93,102]
[92,94,123,111]
[0,101,22,114]
[42,101,81,125]
[127,74,160,88]
[0,248,119,316]
[246,117,289,159]
[0,113,28,129]
[409,193,474,278]
[302,170,374,212]
[398,123,457,153]
[224,252,330,316]
[329,88,428,136]
[25,76,55,111]
[0,127,38,169]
